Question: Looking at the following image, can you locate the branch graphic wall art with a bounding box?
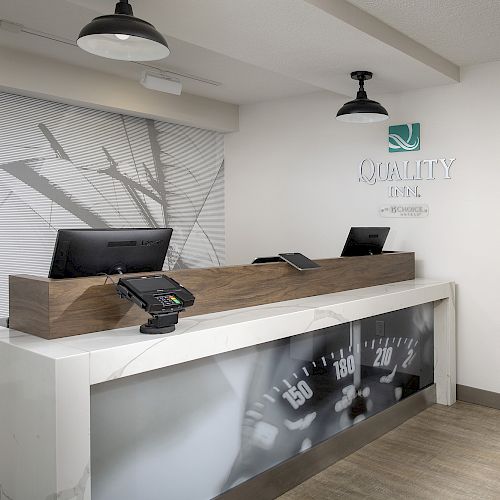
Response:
[0,92,225,317]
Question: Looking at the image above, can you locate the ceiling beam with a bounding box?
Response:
[304,0,460,82]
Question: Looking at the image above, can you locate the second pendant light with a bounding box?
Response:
[336,71,389,123]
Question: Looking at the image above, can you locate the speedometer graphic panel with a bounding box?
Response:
[223,303,434,489]
[90,302,435,500]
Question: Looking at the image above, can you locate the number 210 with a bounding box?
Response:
[374,347,393,367]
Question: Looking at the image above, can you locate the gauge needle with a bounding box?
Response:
[380,364,398,384]
[284,412,317,431]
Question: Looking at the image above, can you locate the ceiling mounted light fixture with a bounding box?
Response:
[336,71,389,123]
[77,0,170,61]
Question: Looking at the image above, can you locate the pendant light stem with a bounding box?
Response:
[115,0,133,16]
[357,79,367,100]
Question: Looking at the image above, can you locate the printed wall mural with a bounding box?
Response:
[0,92,225,317]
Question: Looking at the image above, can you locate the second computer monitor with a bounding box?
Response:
[341,227,390,257]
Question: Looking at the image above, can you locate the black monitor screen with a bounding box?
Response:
[48,228,173,279]
[341,227,390,257]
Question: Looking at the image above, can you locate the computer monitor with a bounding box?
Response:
[48,228,173,279]
[341,227,390,257]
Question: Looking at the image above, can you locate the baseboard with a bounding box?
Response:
[218,384,436,500]
[457,384,500,410]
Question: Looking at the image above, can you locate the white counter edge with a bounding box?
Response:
[0,279,453,385]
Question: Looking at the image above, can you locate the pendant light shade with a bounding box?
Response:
[77,0,170,61]
[336,71,388,123]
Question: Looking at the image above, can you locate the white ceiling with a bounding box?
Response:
[0,29,317,105]
[0,0,487,105]
[347,0,500,66]
[0,0,318,104]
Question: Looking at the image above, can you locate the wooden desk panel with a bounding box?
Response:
[9,252,414,339]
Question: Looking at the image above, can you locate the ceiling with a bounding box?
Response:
[0,0,493,105]
[0,0,318,104]
[347,0,500,67]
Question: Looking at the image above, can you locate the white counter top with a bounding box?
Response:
[0,278,455,500]
[0,278,453,385]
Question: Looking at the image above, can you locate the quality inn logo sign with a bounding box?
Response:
[355,121,454,204]
[389,123,420,153]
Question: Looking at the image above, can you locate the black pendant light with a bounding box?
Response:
[336,71,389,123]
[77,0,170,61]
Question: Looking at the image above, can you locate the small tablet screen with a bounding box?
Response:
[278,253,320,270]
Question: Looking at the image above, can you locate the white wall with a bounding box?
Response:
[0,46,238,133]
[225,61,500,394]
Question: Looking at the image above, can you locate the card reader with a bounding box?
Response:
[116,274,195,334]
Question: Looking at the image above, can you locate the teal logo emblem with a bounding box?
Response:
[389,123,420,153]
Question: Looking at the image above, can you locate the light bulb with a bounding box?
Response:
[115,34,130,40]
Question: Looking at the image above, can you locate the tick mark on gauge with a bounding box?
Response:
[392,337,395,343]
[312,361,317,367]
[254,402,264,409]
[408,339,413,348]
[246,410,262,420]
[302,367,310,376]
[379,338,382,345]
[283,379,292,389]
[404,338,408,344]
[273,386,281,393]
[263,394,275,403]
[321,356,327,367]
[415,340,419,346]
[340,349,344,358]
[385,338,389,347]
[331,352,335,359]
[371,340,375,349]
[398,338,402,347]
[293,373,298,379]
[348,345,352,352]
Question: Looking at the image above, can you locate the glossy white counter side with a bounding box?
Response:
[0,279,455,500]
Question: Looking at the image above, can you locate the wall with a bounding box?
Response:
[0,92,225,317]
[0,46,238,133]
[225,60,500,394]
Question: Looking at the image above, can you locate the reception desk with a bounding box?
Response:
[0,277,455,500]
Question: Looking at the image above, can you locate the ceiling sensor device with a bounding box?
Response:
[117,274,195,334]
[140,71,182,95]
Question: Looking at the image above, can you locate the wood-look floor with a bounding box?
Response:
[279,402,500,500]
